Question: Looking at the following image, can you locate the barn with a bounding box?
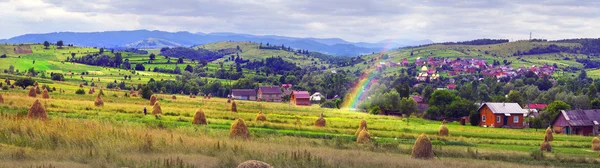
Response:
[290,91,311,106]
[551,109,600,136]
[231,89,257,100]
[258,86,282,102]
[479,103,526,128]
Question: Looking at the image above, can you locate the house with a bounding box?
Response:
[411,95,429,112]
[231,89,257,100]
[447,84,456,90]
[282,84,293,90]
[526,104,547,110]
[258,86,282,102]
[479,103,527,128]
[290,91,311,106]
[310,92,323,102]
[551,109,600,136]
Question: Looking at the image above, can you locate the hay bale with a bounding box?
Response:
[88,88,95,94]
[356,128,371,144]
[412,133,434,159]
[236,160,272,168]
[227,99,231,103]
[35,86,41,94]
[315,113,326,127]
[27,99,47,120]
[149,95,157,106]
[229,118,250,139]
[94,93,104,106]
[34,81,38,86]
[540,136,552,152]
[0,94,4,103]
[545,127,553,141]
[256,111,266,122]
[28,87,37,97]
[152,102,162,115]
[42,88,50,99]
[190,93,194,98]
[172,95,176,100]
[231,101,237,112]
[192,109,207,125]
[355,120,367,136]
[438,123,449,136]
[592,137,600,151]
[79,84,83,88]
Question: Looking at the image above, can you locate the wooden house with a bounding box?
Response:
[258,86,282,102]
[290,91,311,106]
[479,103,526,128]
[551,109,600,136]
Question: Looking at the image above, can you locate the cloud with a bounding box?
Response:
[0,0,598,42]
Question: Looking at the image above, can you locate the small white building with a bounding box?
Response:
[310,92,324,102]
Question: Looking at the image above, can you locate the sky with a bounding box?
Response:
[0,0,599,43]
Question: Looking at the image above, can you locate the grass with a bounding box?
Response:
[1,76,600,167]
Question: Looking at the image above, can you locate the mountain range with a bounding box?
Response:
[0,30,432,56]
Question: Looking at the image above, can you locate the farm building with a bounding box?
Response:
[290,91,311,106]
[231,89,257,100]
[551,109,600,136]
[479,103,527,128]
[310,92,323,102]
[258,86,282,102]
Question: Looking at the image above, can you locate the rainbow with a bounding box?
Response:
[341,43,392,110]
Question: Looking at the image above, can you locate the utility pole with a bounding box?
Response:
[530,32,532,41]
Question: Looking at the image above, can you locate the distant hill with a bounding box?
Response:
[124,38,182,49]
[0,30,432,56]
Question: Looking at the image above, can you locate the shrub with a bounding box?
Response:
[229,118,250,139]
[412,133,434,159]
[51,73,64,81]
[27,99,47,120]
[15,78,35,89]
[192,109,207,125]
[315,113,326,127]
[369,106,380,115]
[320,101,336,108]
[75,89,85,95]
[237,160,272,168]
[141,85,153,99]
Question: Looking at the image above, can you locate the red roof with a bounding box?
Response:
[527,104,547,109]
[411,95,423,103]
[292,91,310,99]
[259,86,282,94]
[447,84,456,89]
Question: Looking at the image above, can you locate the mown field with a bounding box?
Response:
[0,75,599,167]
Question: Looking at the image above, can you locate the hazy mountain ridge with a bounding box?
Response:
[0,30,432,56]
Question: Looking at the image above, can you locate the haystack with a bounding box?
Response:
[42,88,50,99]
[592,137,600,151]
[227,99,231,103]
[256,111,266,122]
[355,120,367,136]
[34,81,38,86]
[229,118,250,139]
[149,95,157,106]
[439,123,449,136]
[88,88,95,94]
[356,128,371,144]
[172,95,177,100]
[79,84,83,88]
[181,91,184,95]
[192,109,207,125]
[0,94,4,103]
[27,99,47,120]
[152,102,162,115]
[540,136,552,152]
[545,127,553,141]
[236,160,272,168]
[28,87,37,97]
[231,100,237,112]
[35,86,41,94]
[315,113,326,127]
[412,133,434,159]
[94,93,104,106]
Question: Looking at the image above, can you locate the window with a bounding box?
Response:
[496,116,501,123]
[482,116,486,122]
[513,116,519,123]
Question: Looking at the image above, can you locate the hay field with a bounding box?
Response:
[0,77,599,167]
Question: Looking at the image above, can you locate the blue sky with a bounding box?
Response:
[0,0,598,42]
